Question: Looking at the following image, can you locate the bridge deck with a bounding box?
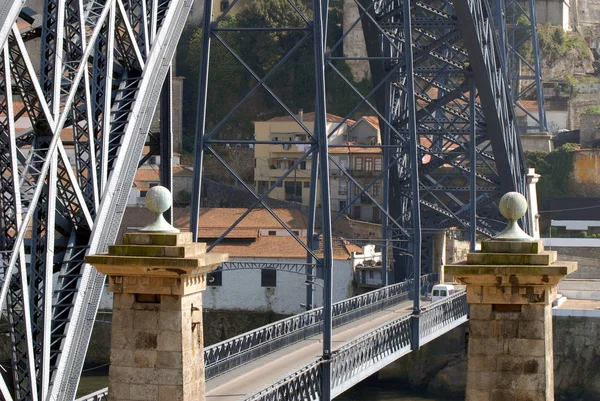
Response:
[206,298,430,400]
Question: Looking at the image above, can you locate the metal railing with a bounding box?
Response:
[420,291,468,343]
[331,314,412,394]
[243,358,323,401]
[75,274,440,400]
[243,290,467,400]
[204,274,437,380]
[74,388,109,401]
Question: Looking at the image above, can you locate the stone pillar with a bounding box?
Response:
[446,192,577,401]
[86,188,228,401]
[527,168,541,239]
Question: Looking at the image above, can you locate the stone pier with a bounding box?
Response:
[86,187,228,401]
[446,192,577,401]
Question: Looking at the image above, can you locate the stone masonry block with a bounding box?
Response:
[134,331,158,350]
[133,309,159,330]
[108,382,131,400]
[157,332,182,352]
[111,329,132,350]
[467,371,497,390]
[159,310,182,332]
[469,356,497,372]
[470,304,492,320]
[110,349,134,367]
[469,320,494,338]
[469,338,505,356]
[159,385,183,401]
[129,384,158,401]
[123,232,193,246]
[507,338,545,357]
[497,356,544,374]
[159,295,182,311]
[516,390,546,401]
[518,320,546,340]
[133,350,157,368]
[156,368,184,386]
[466,390,490,401]
[156,351,182,369]
[496,320,519,339]
[112,309,134,330]
[481,240,543,254]
[490,389,515,401]
[520,304,546,321]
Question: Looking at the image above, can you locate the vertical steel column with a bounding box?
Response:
[305,150,319,310]
[381,82,391,287]
[190,0,213,239]
[160,66,173,224]
[313,0,332,397]
[403,0,422,350]
[469,80,477,252]
[528,0,546,131]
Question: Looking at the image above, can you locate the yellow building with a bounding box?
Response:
[254,111,352,206]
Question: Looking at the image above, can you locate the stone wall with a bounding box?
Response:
[375,315,600,400]
[569,150,600,197]
[343,0,370,82]
[569,94,600,130]
[551,245,600,279]
[580,114,600,147]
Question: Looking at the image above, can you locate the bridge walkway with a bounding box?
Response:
[206,298,425,400]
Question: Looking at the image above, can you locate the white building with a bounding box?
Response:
[104,207,373,315]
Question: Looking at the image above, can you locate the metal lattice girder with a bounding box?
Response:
[491,0,547,133]
[0,0,193,399]
[339,0,531,282]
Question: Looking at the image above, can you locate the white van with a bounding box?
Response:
[430,284,456,302]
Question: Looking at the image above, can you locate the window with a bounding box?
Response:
[340,158,348,170]
[303,181,310,188]
[149,182,159,188]
[268,230,276,236]
[300,161,307,170]
[354,184,360,196]
[207,271,222,286]
[369,270,374,279]
[375,158,382,171]
[283,143,291,150]
[140,190,148,198]
[270,181,282,188]
[288,160,294,169]
[339,180,348,195]
[339,200,347,211]
[354,157,363,171]
[220,1,229,11]
[373,182,380,197]
[261,269,277,287]
[365,158,373,171]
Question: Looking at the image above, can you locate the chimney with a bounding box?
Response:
[299,108,304,123]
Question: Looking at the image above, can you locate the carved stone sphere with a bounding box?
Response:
[145,186,172,214]
[499,191,528,221]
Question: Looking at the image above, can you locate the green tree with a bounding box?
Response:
[525,143,579,209]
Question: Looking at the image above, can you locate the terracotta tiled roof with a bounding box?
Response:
[118,207,369,260]
[134,168,160,183]
[329,144,382,154]
[173,165,193,176]
[266,112,356,126]
[209,235,354,260]
[197,228,259,239]
[361,116,380,131]
[173,207,308,230]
